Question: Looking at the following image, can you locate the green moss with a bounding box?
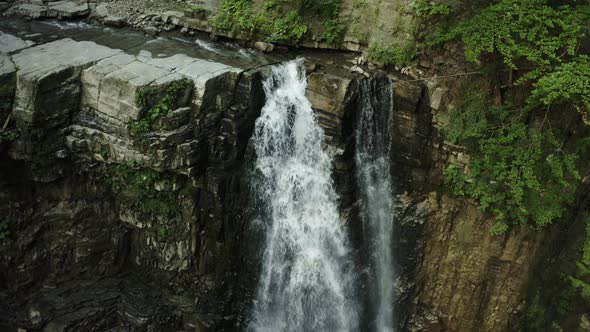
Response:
[130,78,192,138]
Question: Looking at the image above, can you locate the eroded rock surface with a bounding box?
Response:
[0,32,268,331]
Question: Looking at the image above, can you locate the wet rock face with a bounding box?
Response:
[0,25,574,332]
[0,30,379,331]
[0,33,266,331]
[400,193,544,332]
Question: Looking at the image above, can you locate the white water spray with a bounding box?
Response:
[248,60,358,332]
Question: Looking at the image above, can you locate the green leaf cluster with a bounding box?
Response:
[214,0,258,32]
[268,10,308,43]
[410,0,452,18]
[441,0,589,69]
[530,56,590,124]
[445,103,581,232]
[107,161,179,217]
[440,0,590,234]
[214,0,344,44]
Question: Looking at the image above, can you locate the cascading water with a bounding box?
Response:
[248,60,359,332]
[355,77,396,331]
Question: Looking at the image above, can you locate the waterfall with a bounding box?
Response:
[356,77,396,331]
[248,60,359,332]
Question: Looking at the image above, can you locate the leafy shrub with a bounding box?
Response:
[584,217,590,264]
[530,56,590,124]
[445,99,581,233]
[439,0,590,234]
[269,10,308,43]
[410,0,451,18]
[214,0,256,32]
[440,0,589,69]
[215,0,344,44]
[367,41,416,67]
[322,18,345,44]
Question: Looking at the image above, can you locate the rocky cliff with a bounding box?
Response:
[1,2,589,331]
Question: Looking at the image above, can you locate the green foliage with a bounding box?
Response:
[568,260,590,299]
[439,0,590,233]
[269,10,308,43]
[445,101,581,233]
[584,216,590,264]
[441,0,589,69]
[298,0,341,19]
[215,0,344,44]
[530,56,590,124]
[107,161,179,217]
[322,18,345,44]
[410,0,451,18]
[490,222,509,236]
[214,0,257,32]
[130,78,192,138]
[367,41,416,67]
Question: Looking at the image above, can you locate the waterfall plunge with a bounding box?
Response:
[248,60,359,332]
[356,77,396,332]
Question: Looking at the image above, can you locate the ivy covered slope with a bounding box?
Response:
[415,1,590,327]
[213,0,345,45]
[418,0,590,235]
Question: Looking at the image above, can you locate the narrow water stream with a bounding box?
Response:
[356,78,396,332]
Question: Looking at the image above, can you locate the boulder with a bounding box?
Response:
[103,15,126,27]
[143,26,159,37]
[94,3,109,18]
[47,1,89,18]
[254,41,274,53]
[161,10,184,25]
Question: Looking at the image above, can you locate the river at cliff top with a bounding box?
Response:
[0,18,357,71]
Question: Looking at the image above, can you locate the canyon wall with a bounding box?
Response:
[1,0,590,330]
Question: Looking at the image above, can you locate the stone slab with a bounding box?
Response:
[48,1,89,18]
[0,32,29,54]
[12,38,121,125]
